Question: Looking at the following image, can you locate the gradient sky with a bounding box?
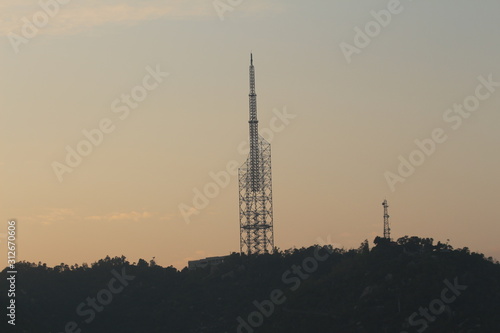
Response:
[1,0,499,269]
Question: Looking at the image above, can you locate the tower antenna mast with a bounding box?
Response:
[382,199,391,240]
[238,54,274,255]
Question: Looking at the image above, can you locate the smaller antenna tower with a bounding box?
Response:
[382,199,391,240]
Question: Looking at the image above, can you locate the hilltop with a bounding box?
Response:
[1,236,499,332]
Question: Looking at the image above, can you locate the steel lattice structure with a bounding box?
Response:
[382,199,391,240]
[239,54,274,255]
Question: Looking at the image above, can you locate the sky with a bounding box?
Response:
[1,0,499,269]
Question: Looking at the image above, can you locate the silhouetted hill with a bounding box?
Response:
[1,236,499,333]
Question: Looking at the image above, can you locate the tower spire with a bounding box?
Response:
[248,53,259,192]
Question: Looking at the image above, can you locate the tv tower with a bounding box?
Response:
[382,199,391,240]
[238,54,274,255]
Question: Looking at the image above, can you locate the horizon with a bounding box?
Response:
[2,234,495,271]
